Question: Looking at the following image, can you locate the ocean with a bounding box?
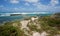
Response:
[0,16,23,23]
[0,14,52,24]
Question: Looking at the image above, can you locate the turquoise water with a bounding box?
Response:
[0,14,52,23]
[0,16,24,23]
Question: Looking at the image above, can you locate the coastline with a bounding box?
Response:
[0,13,60,36]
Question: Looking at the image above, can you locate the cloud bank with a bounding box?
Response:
[0,0,60,12]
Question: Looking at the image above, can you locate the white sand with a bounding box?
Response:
[32,32,40,36]
[20,17,49,36]
[31,17,38,21]
[20,20,30,30]
[20,17,38,29]
[40,31,48,36]
[32,31,48,36]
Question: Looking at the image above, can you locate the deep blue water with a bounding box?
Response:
[0,14,52,23]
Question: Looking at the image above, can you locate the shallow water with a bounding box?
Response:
[0,14,52,23]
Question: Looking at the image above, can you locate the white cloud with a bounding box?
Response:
[0,5,4,7]
[0,6,9,11]
[32,2,60,12]
[50,0,59,6]
[0,5,4,10]
[11,7,27,11]
[25,0,39,3]
[25,3,30,6]
[10,0,19,4]
[1,0,60,12]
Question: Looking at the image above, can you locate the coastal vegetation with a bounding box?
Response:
[0,13,60,36]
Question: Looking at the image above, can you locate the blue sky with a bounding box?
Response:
[0,0,60,13]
